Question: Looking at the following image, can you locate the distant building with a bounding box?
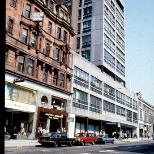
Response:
[137,93,154,138]
[5,0,75,139]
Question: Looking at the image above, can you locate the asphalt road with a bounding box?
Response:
[5,140,154,154]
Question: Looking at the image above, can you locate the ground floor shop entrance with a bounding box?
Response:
[36,107,68,137]
[5,108,34,139]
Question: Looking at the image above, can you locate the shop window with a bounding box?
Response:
[11,0,16,7]
[25,4,31,18]
[56,27,61,39]
[18,55,25,72]
[52,98,65,110]
[21,29,28,44]
[27,58,34,76]
[60,73,64,87]
[8,19,13,34]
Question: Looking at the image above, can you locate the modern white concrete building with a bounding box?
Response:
[67,53,139,138]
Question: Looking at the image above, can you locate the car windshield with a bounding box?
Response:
[98,134,106,137]
[75,133,85,136]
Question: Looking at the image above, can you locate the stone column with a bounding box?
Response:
[46,118,50,133]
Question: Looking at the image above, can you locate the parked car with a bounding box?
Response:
[38,132,74,147]
[73,133,97,146]
[96,134,114,144]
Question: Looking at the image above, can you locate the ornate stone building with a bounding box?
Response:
[5,0,75,139]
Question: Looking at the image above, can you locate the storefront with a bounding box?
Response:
[5,82,36,139]
[75,116,101,136]
[36,95,68,137]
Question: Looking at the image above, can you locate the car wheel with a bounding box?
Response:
[41,143,46,146]
[91,141,95,145]
[69,142,72,147]
[54,142,58,148]
[81,141,85,146]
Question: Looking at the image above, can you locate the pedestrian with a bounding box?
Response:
[56,129,60,133]
[63,127,66,133]
[100,130,102,134]
[38,124,42,136]
[42,127,46,135]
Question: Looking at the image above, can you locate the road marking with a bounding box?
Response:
[99,150,121,153]
[42,150,49,152]
[121,147,132,149]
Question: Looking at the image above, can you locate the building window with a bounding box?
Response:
[27,59,34,76]
[82,35,91,48]
[78,9,81,20]
[8,19,13,34]
[30,32,36,47]
[43,67,47,82]
[83,6,92,18]
[90,95,102,113]
[5,48,8,62]
[49,1,53,11]
[47,21,52,34]
[55,48,59,61]
[62,52,66,63]
[11,0,16,7]
[63,31,67,42]
[53,70,58,85]
[104,49,115,68]
[78,23,81,34]
[21,29,28,44]
[83,20,91,33]
[25,4,31,18]
[73,88,88,110]
[60,74,64,87]
[45,43,50,56]
[34,8,40,13]
[56,27,61,39]
[18,56,25,72]
[77,37,80,49]
[81,50,90,61]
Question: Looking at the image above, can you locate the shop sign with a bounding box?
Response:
[45,113,63,118]
[106,122,118,125]
[5,83,36,105]
[33,12,44,21]
[5,100,35,112]
[67,117,74,122]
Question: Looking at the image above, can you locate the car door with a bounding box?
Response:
[61,133,68,145]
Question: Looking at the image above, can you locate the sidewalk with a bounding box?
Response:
[5,139,41,148]
[5,138,153,148]
[116,137,153,142]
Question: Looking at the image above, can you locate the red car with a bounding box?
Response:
[73,133,97,146]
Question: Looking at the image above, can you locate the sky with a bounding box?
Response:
[124,0,154,106]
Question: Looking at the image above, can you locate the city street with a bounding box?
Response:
[5,140,154,154]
